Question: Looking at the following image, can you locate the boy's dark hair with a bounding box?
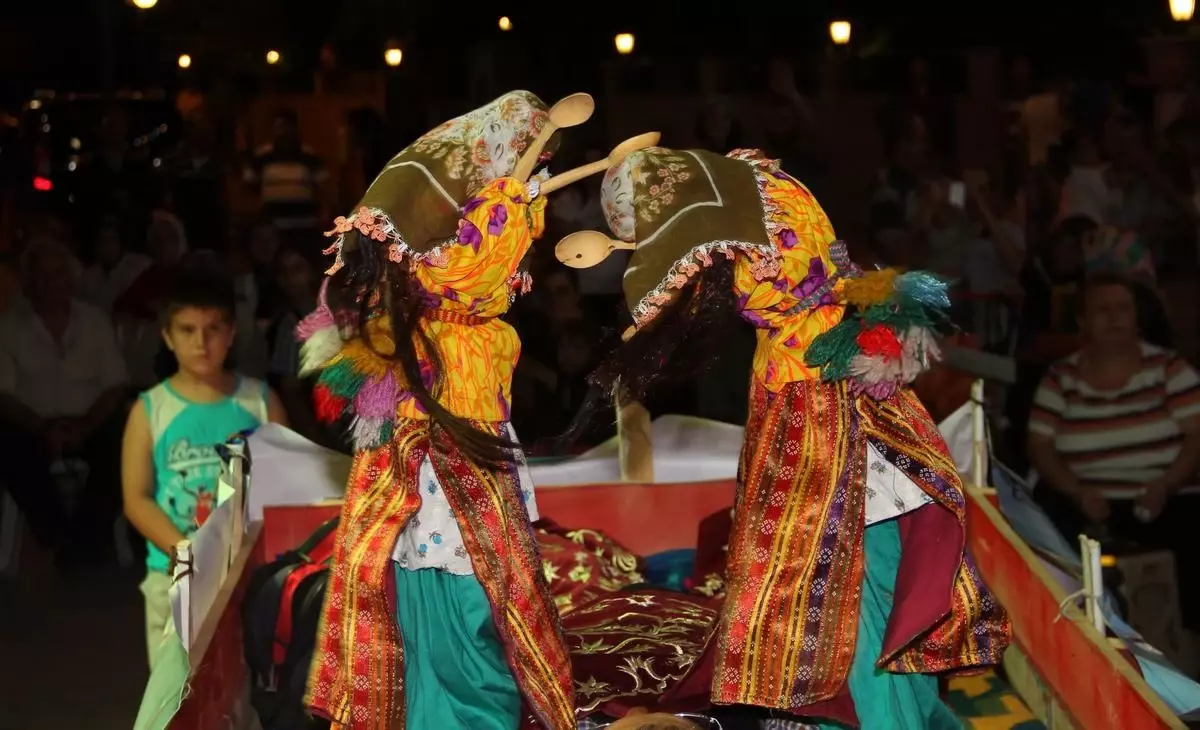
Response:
[158,265,237,327]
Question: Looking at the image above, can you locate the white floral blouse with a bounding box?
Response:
[391,427,539,575]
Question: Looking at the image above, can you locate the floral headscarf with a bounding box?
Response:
[323,90,556,275]
[600,147,779,327]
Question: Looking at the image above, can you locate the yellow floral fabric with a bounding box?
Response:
[733,175,845,390]
[393,176,545,421]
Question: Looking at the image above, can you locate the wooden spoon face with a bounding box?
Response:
[547,92,595,128]
[555,230,624,268]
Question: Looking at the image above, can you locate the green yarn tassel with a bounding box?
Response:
[805,319,863,380]
[318,358,366,400]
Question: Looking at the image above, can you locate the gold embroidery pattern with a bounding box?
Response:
[562,592,719,714]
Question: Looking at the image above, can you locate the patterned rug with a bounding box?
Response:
[947,671,1045,729]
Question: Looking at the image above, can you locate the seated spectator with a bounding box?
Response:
[266,244,325,444]
[872,110,929,221]
[1057,129,1117,224]
[246,220,284,321]
[0,235,129,563]
[865,199,913,268]
[80,218,151,313]
[244,108,328,238]
[114,210,189,387]
[1017,216,1089,362]
[1027,273,1200,629]
[962,171,1026,351]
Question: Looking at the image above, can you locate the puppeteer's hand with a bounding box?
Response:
[1134,481,1170,523]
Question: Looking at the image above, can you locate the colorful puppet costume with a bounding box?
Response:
[298,91,576,730]
[561,148,1011,727]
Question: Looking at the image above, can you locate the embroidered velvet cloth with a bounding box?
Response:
[562,590,722,719]
[535,519,646,616]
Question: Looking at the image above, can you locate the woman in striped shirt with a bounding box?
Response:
[1028,273,1200,629]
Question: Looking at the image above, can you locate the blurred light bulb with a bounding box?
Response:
[385,47,403,67]
[178,54,192,69]
[132,0,158,9]
[614,33,635,55]
[1171,0,1196,21]
[499,16,512,31]
[266,50,281,65]
[829,21,851,45]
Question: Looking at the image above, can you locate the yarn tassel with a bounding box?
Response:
[313,385,347,424]
[350,416,393,450]
[354,371,399,420]
[318,359,365,400]
[893,271,951,310]
[299,326,341,377]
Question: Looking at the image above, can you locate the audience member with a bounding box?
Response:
[1027,273,1200,629]
[168,112,228,252]
[80,218,151,313]
[244,108,328,238]
[121,267,286,666]
[1056,129,1116,224]
[114,210,190,388]
[763,58,824,196]
[245,219,284,320]
[74,106,154,232]
[266,244,325,443]
[695,95,746,152]
[872,110,930,223]
[961,171,1027,350]
[0,235,129,564]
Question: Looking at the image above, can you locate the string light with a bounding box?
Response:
[829,21,851,45]
[385,47,403,67]
[614,33,635,55]
[178,54,192,69]
[132,0,158,9]
[499,16,512,31]
[1171,0,1195,21]
[266,50,281,65]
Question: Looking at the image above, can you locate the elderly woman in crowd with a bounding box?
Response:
[1028,272,1200,630]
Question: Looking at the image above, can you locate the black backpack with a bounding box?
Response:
[242,517,339,730]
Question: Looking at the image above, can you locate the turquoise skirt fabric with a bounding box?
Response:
[816,519,963,729]
[392,565,521,729]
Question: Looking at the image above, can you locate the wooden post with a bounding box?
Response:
[615,390,654,483]
[971,379,986,489]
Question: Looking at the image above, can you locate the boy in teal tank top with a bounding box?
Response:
[121,268,287,667]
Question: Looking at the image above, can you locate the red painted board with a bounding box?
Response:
[965,490,1181,729]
